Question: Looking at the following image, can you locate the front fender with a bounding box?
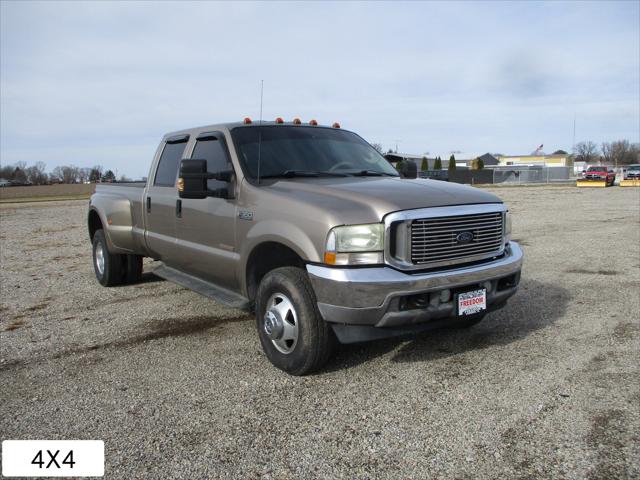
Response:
[238,219,323,295]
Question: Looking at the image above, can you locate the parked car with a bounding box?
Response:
[583,166,615,186]
[624,164,640,180]
[88,119,523,375]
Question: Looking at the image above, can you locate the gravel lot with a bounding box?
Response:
[1,185,639,479]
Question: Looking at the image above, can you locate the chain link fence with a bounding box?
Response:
[421,166,577,185]
[491,166,574,185]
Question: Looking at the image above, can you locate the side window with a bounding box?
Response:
[192,134,231,189]
[154,138,188,187]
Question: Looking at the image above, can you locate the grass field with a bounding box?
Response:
[0,183,95,202]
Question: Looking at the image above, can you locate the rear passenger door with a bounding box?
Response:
[173,131,238,289]
[144,134,189,263]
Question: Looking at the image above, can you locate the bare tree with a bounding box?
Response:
[371,143,383,154]
[601,140,640,166]
[89,165,103,183]
[0,164,15,180]
[610,140,633,166]
[51,165,80,183]
[51,166,64,183]
[25,161,48,185]
[11,162,28,184]
[573,141,599,163]
[78,167,92,184]
[67,165,80,183]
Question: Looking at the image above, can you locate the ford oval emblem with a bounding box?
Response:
[456,231,474,244]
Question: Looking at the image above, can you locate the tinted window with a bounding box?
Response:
[154,140,188,187]
[231,126,398,179]
[192,136,231,189]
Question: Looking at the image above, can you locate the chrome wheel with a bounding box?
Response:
[95,243,105,276]
[263,292,299,354]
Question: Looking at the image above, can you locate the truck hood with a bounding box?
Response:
[259,177,502,224]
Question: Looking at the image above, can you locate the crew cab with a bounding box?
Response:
[88,119,523,375]
[583,165,615,185]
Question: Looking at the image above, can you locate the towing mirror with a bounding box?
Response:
[398,160,418,179]
[178,159,233,199]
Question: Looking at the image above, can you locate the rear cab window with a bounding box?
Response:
[154,134,189,187]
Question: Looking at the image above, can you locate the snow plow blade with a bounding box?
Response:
[576,179,607,187]
[620,179,640,187]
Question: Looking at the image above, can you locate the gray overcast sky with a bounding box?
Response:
[1,0,639,178]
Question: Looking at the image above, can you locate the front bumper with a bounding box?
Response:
[307,242,523,340]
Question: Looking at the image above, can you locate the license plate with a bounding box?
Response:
[457,289,487,316]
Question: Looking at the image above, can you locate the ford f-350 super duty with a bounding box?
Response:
[88,119,523,375]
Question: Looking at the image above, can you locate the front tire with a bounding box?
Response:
[92,229,124,287]
[255,267,334,375]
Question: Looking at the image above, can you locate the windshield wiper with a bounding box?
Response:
[346,170,399,177]
[260,170,349,179]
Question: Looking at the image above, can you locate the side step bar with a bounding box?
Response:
[153,263,251,310]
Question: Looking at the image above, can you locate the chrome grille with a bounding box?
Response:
[410,212,504,266]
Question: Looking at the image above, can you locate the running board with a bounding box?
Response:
[153,263,251,310]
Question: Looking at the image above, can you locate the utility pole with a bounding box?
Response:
[572,113,576,152]
[394,140,401,153]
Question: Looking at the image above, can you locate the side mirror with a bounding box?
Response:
[398,160,418,179]
[178,159,233,199]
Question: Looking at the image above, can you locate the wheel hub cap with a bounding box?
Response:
[95,244,105,275]
[263,310,284,340]
[264,293,299,355]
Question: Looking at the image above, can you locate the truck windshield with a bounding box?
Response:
[587,167,606,172]
[231,126,399,180]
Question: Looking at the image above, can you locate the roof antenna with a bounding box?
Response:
[257,80,264,185]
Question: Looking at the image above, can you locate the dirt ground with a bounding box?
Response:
[1,185,639,479]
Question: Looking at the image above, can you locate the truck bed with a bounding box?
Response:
[96,182,146,189]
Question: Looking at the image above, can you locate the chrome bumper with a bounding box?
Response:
[306,241,523,329]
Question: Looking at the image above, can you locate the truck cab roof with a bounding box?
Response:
[164,120,347,140]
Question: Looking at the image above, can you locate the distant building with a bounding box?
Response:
[428,153,500,169]
[384,152,425,167]
[496,153,572,167]
[384,152,500,170]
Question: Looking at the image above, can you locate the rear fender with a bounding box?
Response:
[89,195,135,254]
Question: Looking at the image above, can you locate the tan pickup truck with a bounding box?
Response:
[88,119,523,375]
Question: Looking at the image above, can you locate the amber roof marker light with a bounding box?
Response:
[243,117,252,124]
[332,122,341,128]
[275,117,284,124]
[293,117,302,125]
[309,119,318,126]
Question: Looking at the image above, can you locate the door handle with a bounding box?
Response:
[146,197,151,213]
[176,199,182,218]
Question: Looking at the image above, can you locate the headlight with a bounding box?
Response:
[324,223,384,265]
[504,211,512,243]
